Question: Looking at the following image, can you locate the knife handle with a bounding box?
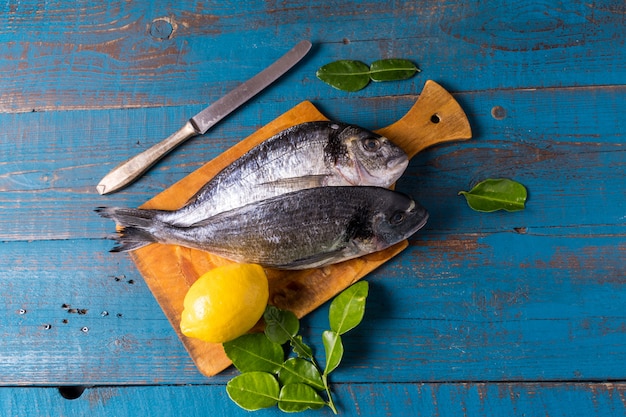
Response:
[96,121,199,195]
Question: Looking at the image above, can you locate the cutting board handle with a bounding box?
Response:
[376,80,472,158]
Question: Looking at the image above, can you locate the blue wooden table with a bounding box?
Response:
[1,1,625,416]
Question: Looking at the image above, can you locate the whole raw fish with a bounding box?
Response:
[97,186,428,270]
[157,121,408,227]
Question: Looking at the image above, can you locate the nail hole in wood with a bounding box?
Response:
[491,105,507,120]
[59,386,86,400]
[430,114,441,124]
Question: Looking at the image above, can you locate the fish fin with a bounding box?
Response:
[282,238,370,270]
[259,175,329,190]
[109,227,156,252]
[278,249,349,270]
[96,207,160,252]
[96,207,158,228]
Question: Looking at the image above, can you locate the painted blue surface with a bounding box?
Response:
[3,383,626,417]
[1,0,625,415]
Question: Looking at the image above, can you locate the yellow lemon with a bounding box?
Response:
[180,263,269,343]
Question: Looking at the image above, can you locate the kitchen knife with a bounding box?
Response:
[96,40,312,195]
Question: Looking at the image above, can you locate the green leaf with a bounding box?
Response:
[264,305,300,345]
[291,334,314,359]
[278,383,326,413]
[369,59,419,82]
[316,60,371,92]
[278,358,325,391]
[459,178,528,212]
[263,306,314,359]
[223,333,284,373]
[329,281,369,335]
[322,330,344,374]
[226,372,280,411]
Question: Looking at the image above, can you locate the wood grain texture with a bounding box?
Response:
[2,1,626,112]
[1,0,625,415]
[3,383,626,417]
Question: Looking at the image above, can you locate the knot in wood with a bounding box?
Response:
[150,18,174,40]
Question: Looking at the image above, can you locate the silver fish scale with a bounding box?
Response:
[148,186,428,270]
[155,121,409,227]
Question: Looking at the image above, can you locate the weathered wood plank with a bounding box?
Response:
[2,383,626,417]
[1,86,623,240]
[1,0,625,112]
[0,240,206,385]
[1,232,624,385]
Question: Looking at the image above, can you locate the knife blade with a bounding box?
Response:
[96,40,312,195]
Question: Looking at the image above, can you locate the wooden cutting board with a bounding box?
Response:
[129,80,472,377]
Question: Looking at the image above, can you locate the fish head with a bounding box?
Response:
[370,191,429,249]
[329,125,409,187]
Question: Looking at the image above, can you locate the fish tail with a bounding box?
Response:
[110,227,157,252]
[95,207,160,252]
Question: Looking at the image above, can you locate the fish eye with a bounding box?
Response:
[389,211,406,225]
[361,137,382,152]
